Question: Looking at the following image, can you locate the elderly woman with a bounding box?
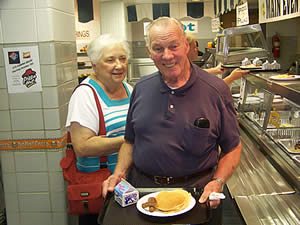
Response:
[65,34,132,225]
[186,33,249,86]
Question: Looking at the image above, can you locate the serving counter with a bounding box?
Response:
[227,72,300,224]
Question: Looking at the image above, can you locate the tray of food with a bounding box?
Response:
[269,74,300,81]
[98,188,210,225]
[278,139,300,154]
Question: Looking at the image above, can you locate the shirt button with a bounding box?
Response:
[170,104,174,109]
[171,91,175,94]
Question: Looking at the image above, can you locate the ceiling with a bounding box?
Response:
[98,0,258,8]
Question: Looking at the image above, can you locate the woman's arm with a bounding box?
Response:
[70,122,124,157]
[223,68,249,86]
[102,140,134,197]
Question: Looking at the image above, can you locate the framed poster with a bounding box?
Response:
[259,0,300,23]
[3,46,42,94]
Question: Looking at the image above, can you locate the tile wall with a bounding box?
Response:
[0,1,78,225]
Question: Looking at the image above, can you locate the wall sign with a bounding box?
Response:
[259,0,300,23]
[236,2,249,26]
[3,46,42,94]
[182,21,198,33]
[211,17,221,32]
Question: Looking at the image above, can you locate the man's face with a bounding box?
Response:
[188,40,198,61]
[148,24,190,82]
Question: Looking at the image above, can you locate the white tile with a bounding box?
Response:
[6,212,20,225]
[47,151,64,172]
[50,191,67,212]
[61,60,78,83]
[38,42,56,64]
[0,0,35,9]
[1,9,37,43]
[5,193,19,213]
[0,110,11,131]
[16,172,49,192]
[0,151,15,173]
[19,193,51,212]
[36,9,76,42]
[42,86,59,108]
[0,89,9,110]
[20,212,52,225]
[0,45,4,66]
[40,64,58,86]
[15,152,47,172]
[35,9,54,42]
[0,67,8,88]
[0,131,12,139]
[52,11,76,42]
[9,92,42,109]
[63,80,78,105]
[52,212,68,225]
[0,19,3,44]
[35,0,75,14]
[12,130,45,139]
[2,173,17,193]
[45,129,65,139]
[11,109,44,131]
[49,171,65,192]
[44,108,61,130]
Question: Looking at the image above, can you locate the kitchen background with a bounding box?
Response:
[0,1,299,225]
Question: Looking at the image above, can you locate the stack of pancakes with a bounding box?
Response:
[155,189,190,213]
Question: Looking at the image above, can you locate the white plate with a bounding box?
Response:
[269,75,300,81]
[136,191,196,217]
[232,93,240,98]
[245,96,261,104]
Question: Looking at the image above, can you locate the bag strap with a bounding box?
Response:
[70,83,107,163]
[77,83,106,136]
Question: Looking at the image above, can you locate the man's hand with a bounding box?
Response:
[102,174,122,198]
[199,179,224,209]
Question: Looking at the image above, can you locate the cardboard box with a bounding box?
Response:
[114,179,139,207]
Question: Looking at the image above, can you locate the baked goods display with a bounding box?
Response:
[240,57,281,71]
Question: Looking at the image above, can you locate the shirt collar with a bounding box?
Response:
[159,63,198,96]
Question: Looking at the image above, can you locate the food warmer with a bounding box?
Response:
[227,72,300,224]
[215,24,271,65]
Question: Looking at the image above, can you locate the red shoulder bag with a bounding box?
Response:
[60,84,111,215]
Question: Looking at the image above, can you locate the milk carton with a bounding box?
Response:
[114,179,139,207]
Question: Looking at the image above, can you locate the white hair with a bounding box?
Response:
[87,34,130,64]
[144,17,185,47]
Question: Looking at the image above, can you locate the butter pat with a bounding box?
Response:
[114,179,139,207]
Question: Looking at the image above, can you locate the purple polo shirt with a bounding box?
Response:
[125,64,240,177]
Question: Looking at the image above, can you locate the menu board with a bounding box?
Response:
[259,0,300,23]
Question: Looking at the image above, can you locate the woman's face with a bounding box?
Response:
[148,23,190,83]
[188,40,198,61]
[93,45,128,85]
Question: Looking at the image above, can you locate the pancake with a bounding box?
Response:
[155,189,190,213]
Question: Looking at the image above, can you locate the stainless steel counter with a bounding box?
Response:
[228,129,295,197]
[235,194,300,225]
[227,128,299,225]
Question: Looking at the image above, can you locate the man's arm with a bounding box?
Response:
[199,141,242,206]
[102,140,134,197]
